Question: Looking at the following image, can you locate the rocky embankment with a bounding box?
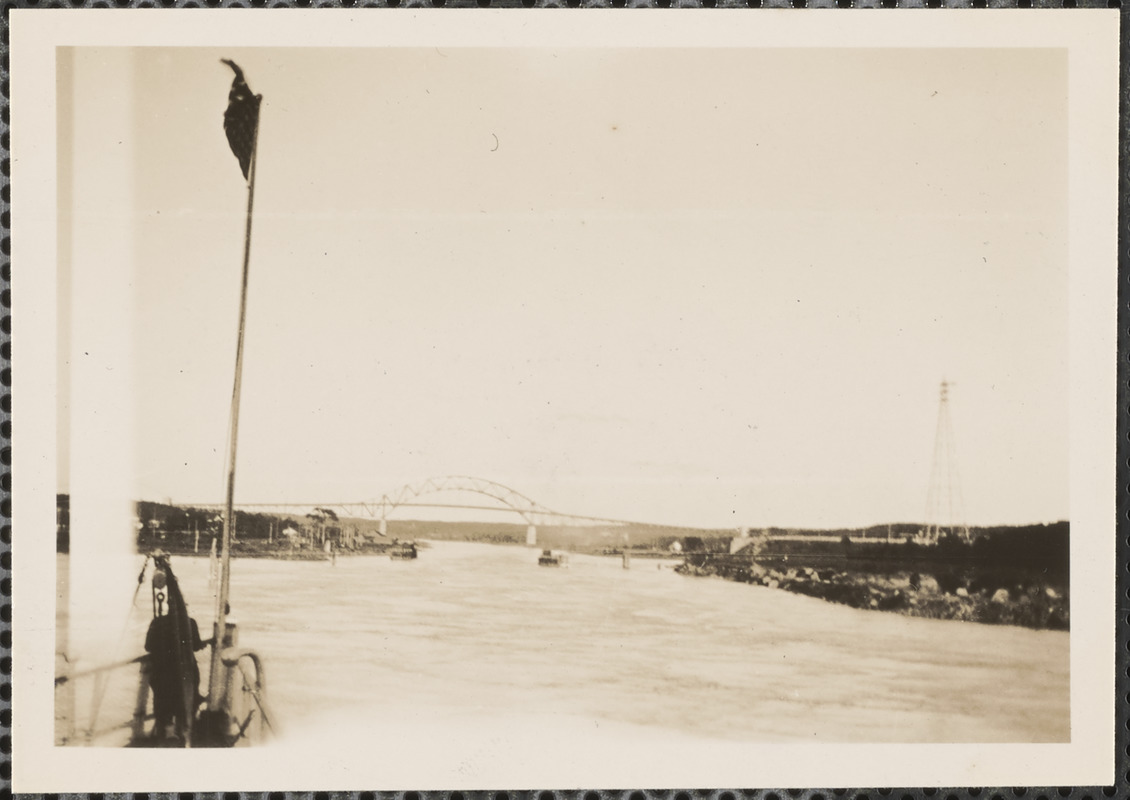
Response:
[675,559,1069,630]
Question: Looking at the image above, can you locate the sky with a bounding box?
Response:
[59,46,1069,530]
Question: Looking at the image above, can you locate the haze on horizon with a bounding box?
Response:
[58,47,1069,531]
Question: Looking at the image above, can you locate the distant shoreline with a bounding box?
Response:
[130,539,423,561]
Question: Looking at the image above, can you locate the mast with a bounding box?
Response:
[207,62,262,715]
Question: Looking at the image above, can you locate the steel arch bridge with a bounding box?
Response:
[181,474,702,534]
[374,475,555,525]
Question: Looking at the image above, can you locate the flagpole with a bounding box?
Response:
[207,101,261,716]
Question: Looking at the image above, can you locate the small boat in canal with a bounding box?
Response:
[389,541,419,561]
[538,549,569,567]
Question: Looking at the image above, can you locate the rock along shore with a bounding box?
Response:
[675,557,1068,631]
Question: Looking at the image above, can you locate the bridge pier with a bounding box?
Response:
[379,518,387,538]
[526,524,536,547]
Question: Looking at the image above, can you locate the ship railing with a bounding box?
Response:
[218,646,276,743]
[54,653,153,746]
[55,641,276,746]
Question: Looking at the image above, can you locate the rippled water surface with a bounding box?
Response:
[60,540,1068,746]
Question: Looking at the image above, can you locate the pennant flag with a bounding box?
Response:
[221,59,261,181]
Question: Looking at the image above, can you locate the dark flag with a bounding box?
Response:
[221,59,261,181]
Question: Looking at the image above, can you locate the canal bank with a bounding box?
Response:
[675,531,1070,630]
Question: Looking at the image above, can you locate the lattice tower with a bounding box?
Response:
[923,380,971,544]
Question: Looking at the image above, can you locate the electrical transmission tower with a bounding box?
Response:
[922,380,971,544]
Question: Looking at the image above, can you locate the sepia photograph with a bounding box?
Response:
[11,9,1119,793]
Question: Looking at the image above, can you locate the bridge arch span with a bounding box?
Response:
[370,475,571,545]
[185,475,688,535]
[376,475,557,525]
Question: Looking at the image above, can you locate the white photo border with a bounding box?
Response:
[8,7,1122,794]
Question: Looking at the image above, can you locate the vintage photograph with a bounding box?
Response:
[12,9,1119,794]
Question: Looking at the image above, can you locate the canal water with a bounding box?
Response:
[59,539,1068,749]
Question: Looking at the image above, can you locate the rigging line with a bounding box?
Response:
[212,439,229,638]
[214,400,235,603]
[236,660,275,731]
[86,555,151,743]
[230,703,262,744]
